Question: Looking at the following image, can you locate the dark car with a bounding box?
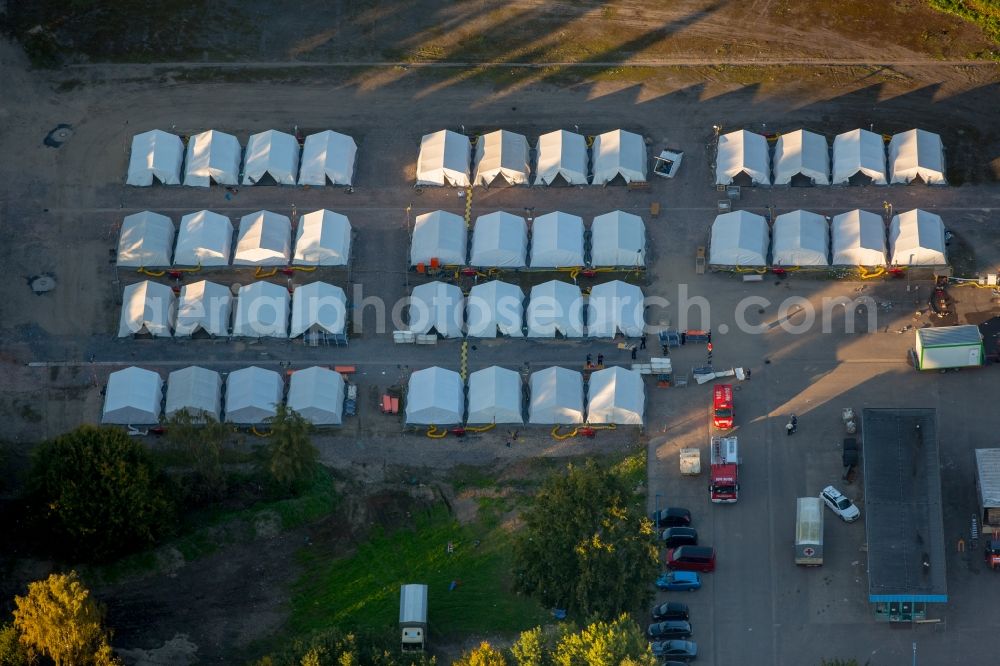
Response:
[650,507,692,528]
[651,639,698,661]
[651,601,689,622]
[661,526,698,548]
[647,620,692,640]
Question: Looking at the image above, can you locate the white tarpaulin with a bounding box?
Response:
[467,366,523,424]
[174,210,233,266]
[225,366,283,424]
[590,211,646,267]
[587,366,644,425]
[409,281,464,338]
[466,280,524,338]
[127,130,184,186]
[232,281,290,338]
[410,210,467,266]
[298,130,357,186]
[592,129,646,185]
[831,210,887,266]
[889,129,946,185]
[587,281,645,338]
[417,130,471,187]
[526,281,584,338]
[242,130,299,185]
[709,211,769,266]
[716,130,770,186]
[234,211,292,266]
[529,367,584,424]
[165,366,222,420]
[773,129,829,186]
[469,211,527,267]
[474,130,530,186]
[117,211,174,267]
[103,367,163,424]
[287,366,345,425]
[290,281,347,338]
[294,209,351,266]
[184,130,241,187]
[530,211,585,267]
[406,366,464,424]
[831,129,887,185]
[534,130,588,186]
[772,210,829,266]
[890,209,947,265]
[175,280,232,337]
[119,280,176,338]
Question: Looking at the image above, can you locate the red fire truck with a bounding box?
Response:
[712,384,734,429]
[710,436,739,503]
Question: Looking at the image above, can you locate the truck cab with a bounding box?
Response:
[712,384,734,429]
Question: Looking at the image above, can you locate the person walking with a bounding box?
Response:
[639,335,646,350]
[597,353,604,367]
[631,346,638,360]
[586,353,593,368]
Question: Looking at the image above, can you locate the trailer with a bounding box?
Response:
[680,448,701,475]
[975,449,1000,528]
[913,325,984,370]
[709,436,739,503]
[795,497,824,566]
[399,584,428,652]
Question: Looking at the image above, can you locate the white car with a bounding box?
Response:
[821,486,861,522]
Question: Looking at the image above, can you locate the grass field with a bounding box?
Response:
[928,1,1000,44]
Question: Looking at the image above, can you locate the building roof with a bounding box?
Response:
[416,130,472,187]
[888,129,946,185]
[467,366,523,424]
[232,281,290,338]
[290,281,347,337]
[586,280,645,338]
[534,130,588,186]
[118,280,176,338]
[242,129,300,185]
[405,367,464,424]
[590,211,646,267]
[832,128,887,185]
[915,324,982,347]
[117,211,175,267]
[831,209,887,266]
[529,211,585,268]
[408,281,464,338]
[709,211,769,266]
[474,130,530,186]
[126,130,184,186]
[298,130,357,186]
[976,449,1000,510]
[469,211,528,268]
[293,209,352,266]
[174,210,233,266]
[771,210,829,267]
[287,366,345,425]
[716,130,770,186]
[411,210,467,266]
[103,367,163,424]
[529,367,584,424]
[165,366,223,420]
[526,280,584,338]
[184,130,241,187]
[466,280,524,338]
[889,209,947,266]
[591,129,646,185]
[586,366,644,425]
[233,211,292,266]
[174,280,232,337]
[225,366,284,424]
[773,129,830,186]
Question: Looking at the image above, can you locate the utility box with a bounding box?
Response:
[914,325,984,370]
[399,584,428,652]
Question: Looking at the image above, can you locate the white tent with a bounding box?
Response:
[772,210,829,267]
[890,209,947,266]
[410,210,467,266]
[534,130,588,186]
[466,280,524,338]
[298,130,357,186]
[592,129,646,185]
[290,281,347,338]
[716,130,770,186]
[709,211,770,266]
[287,366,345,425]
[831,210,887,266]
[888,129,946,185]
[405,367,464,424]
[126,130,184,186]
[225,366,284,424]
[529,367,584,425]
[103,367,163,424]
[587,366,644,425]
[416,130,471,187]
[184,130,241,187]
[474,130,530,186]
[242,130,299,186]
[526,281,584,338]
[175,280,233,337]
[773,129,830,186]
[409,281,464,338]
[587,281,645,338]
[467,366,523,424]
[118,280,176,338]
[233,211,292,266]
[232,281,290,338]
[590,211,646,267]
[831,129,887,185]
[293,209,351,266]
[469,211,528,268]
[530,211,585,267]
[174,210,233,266]
[117,211,174,267]
[165,366,223,420]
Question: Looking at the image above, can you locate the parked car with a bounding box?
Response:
[655,571,701,591]
[647,620,692,640]
[666,546,716,573]
[820,485,861,522]
[651,639,698,661]
[651,507,692,528]
[651,601,690,621]
[661,527,698,548]
[661,662,690,666]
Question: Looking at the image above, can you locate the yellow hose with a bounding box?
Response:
[255,267,278,278]
[464,423,495,433]
[137,267,166,277]
[426,425,448,439]
[289,265,316,272]
[251,425,271,437]
[551,425,578,440]
[170,265,201,274]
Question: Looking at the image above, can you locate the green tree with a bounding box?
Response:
[453,642,508,666]
[164,408,229,503]
[265,405,318,493]
[0,623,32,666]
[551,616,655,666]
[510,627,550,666]
[26,425,175,559]
[12,571,120,666]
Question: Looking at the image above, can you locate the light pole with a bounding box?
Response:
[655,492,662,520]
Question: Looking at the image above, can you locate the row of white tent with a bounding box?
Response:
[416,129,647,187]
[716,128,946,186]
[406,279,644,339]
[117,209,351,268]
[103,365,346,425]
[406,365,644,425]
[126,129,357,187]
[119,280,348,339]
[411,210,646,268]
[709,209,948,267]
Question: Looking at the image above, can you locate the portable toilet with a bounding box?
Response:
[400,583,428,652]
